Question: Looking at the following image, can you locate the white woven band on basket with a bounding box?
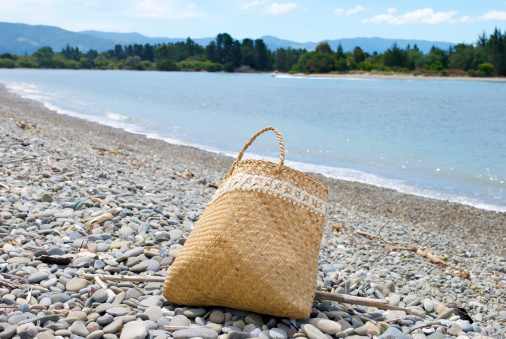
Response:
[207,173,327,216]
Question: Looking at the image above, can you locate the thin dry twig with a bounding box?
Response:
[91,146,127,156]
[129,281,147,296]
[78,272,410,312]
[0,278,19,289]
[0,156,37,165]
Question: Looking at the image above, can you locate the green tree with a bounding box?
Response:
[478,62,494,76]
[430,61,444,72]
[85,49,98,60]
[155,59,177,71]
[315,42,333,54]
[142,43,155,61]
[205,41,219,63]
[0,58,15,68]
[112,45,125,60]
[241,38,256,69]
[382,43,407,68]
[293,51,336,73]
[425,46,449,68]
[33,47,54,68]
[406,48,424,70]
[486,28,505,75]
[15,55,40,68]
[352,46,365,63]
[255,39,269,70]
[335,57,348,71]
[124,56,144,70]
[216,33,234,64]
[0,53,16,60]
[274,48,303,72]
[336,43,345,59]
[449,44,475,70]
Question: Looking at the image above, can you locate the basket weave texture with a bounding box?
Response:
[162,127,328,318]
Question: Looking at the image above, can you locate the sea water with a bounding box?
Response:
[0,69,505,211]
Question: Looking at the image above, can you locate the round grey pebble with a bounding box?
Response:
[47,247,65,256]
[92,289,109,303]
[29,271,50,283]
[209,310,225,324]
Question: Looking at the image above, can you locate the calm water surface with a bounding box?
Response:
[0,69,505,211]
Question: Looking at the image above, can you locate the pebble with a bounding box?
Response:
[270,328,288,339]
[172,328,219,339]
[69,321,90,337]
[209,310,226,324]
[92,289,109,303]
[170,315,190,327]
[245,313,264,326]
[183,308,206,318]
[447,324,462,336]
[103,320,123,334]
[106,307,129,316]
[28,271,50,283]
[145,306,164,321]
[66,278,89,292]
[87,330,105,339]
[378,326,408,339]
[120,321,148,339]
[308,318,341,335]
[301,324,328,339]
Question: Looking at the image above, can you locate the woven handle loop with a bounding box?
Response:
[229,126,285,173]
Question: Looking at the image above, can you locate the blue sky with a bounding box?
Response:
[1,0,506,43]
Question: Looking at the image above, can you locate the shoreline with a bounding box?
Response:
[4,68,506,82]
[1,83,506,336]
[288,72,506,82]
[2,77,504,214]
[0,84,504,256]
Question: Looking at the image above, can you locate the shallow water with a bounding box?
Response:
[1,69,505,211]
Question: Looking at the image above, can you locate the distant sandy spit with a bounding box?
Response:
[284,72,506,82]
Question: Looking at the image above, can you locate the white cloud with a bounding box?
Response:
[347,5,368,15]
[478,10,506,20]
[242,0,267,10]
[84,0,98,6]
[334,5,368,16]
[243,1,297,15]
[456,15,473,23]
[124,0,199,19]
[363,8,506,25]
[363,8,458,24]
[264,3,298,15]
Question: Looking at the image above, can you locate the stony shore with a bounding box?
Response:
[0,84,505,339]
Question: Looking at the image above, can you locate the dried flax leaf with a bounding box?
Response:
[84,212,113,229]
[416,248,447,265]
[330,223,343,232]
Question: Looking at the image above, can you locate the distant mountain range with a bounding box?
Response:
[0,22,455,56]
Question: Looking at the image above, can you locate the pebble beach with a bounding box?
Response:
[0,84,505,339]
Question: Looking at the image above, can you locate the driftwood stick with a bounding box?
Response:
[78,272,409,312]
[314,291,409,312]
[79,272,165,283]
[165,326,211,332]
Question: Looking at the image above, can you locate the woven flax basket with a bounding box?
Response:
[162,127,328,319]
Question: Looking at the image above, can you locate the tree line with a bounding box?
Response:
[0,29,504,77]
